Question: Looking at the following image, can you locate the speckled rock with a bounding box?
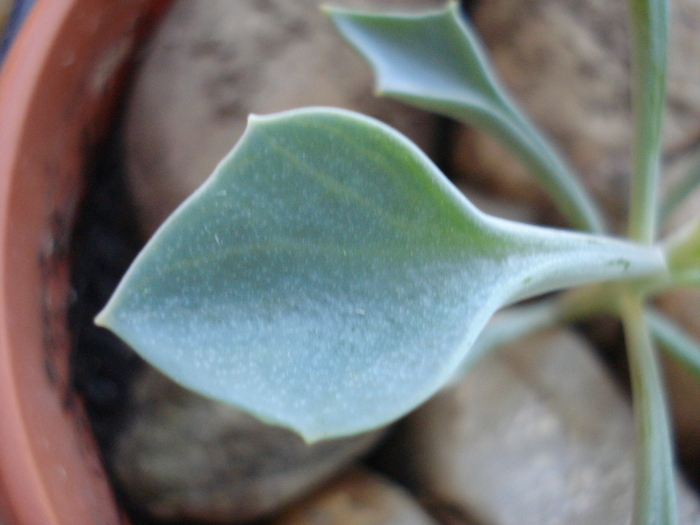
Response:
[453,0,700,231]
[124,0,441,240]
[380,328,700,525]
[270,467,440,525]
[111,368,383,523]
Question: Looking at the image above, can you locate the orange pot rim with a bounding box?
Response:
[0,1,169,523]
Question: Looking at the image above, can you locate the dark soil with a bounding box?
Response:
[67,115,156,521]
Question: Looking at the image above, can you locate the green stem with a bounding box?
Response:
[620,294,677,525]
[627,0,668,244]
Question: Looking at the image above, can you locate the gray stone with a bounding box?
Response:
[382,328,700,525]
[124,0,441,240]
[111,368,383,523]
[270,467,440,525]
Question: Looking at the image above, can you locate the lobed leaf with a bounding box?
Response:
[96,108,664,442]
[325,2,605,233]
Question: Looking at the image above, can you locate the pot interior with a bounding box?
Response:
[0,1,170,523]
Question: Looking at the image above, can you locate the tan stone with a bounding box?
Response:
[111,368,383,523]
[379,328,700,525]
[271,467,439,525]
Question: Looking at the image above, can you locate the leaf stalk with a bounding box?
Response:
[620,293,677,525]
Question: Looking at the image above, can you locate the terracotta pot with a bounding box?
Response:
[0,1,170,523]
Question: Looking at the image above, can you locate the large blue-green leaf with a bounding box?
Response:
[325,2,605,233]
[96,108,664,442]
